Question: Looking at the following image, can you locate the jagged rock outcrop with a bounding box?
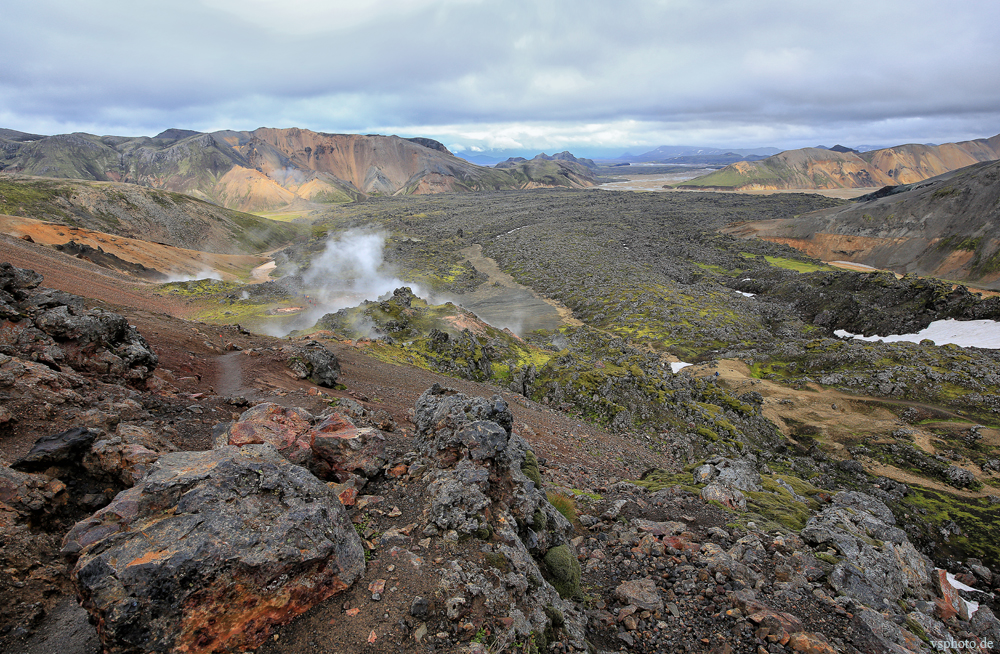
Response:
[735,268,1000,336]
[801,491,935,610]
[0,263,157,383]
[62,444,365,654]
[412,384,587,648]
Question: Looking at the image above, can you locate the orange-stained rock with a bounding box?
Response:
[220,402,314,465]
[62,445,365,654]
[934,569,965,621]
[310,413,387,482]
[788,631,838,654]
[748,609,804,643]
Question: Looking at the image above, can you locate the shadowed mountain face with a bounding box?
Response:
[725,160,1000,288]
[0,128,595,212]
[679,134,1000,191]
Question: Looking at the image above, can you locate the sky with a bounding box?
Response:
[3,0,1000,158]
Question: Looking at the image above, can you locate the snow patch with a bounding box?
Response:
[671,362,693,373]
[835,319,1000,349]
[947,571,981,617]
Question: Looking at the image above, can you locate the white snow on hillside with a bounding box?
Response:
[835,319,1000,349]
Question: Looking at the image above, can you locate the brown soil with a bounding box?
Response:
[690,359,1000,499]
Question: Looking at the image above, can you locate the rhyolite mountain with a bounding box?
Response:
[0,127,596,212]
[725,159,1000,288]
[679,133,1000,191]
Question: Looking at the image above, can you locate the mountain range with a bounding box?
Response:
[679,133,1000,190]
[0,127,597,212]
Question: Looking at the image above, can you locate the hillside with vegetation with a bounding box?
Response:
[726,159,1000,288]
[0,173,303,254]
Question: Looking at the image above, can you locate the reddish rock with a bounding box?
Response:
[62,445,365,654]
[663,535,702,553]
[221,403,314,465]
[933,597,958,621]
[337,486,358,506]
[748,609,803,642]
[310,413,387,482]
[83,439,160,486]
[933,569,964,620]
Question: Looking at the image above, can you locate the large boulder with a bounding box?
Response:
[217,403,315,465]
[11,427,98,471]
[285,340,340,387]
[694,456,762,492]
[309,412,387,483]
[62,445,365,654]
[216,404,388,483]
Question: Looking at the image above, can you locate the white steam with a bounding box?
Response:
[264,229,423,337]
[303,230,415,300]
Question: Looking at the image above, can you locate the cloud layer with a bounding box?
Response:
[3,0,999,153]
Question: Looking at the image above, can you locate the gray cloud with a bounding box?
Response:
[2,0,999,152]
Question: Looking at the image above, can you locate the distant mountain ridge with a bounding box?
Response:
[621,145,781,161]
[0,127,596,211]
[678,133,1000,191]
[493,151,598,188]
[725,159,1000,288]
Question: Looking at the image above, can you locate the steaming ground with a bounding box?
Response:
[234,231,581,338]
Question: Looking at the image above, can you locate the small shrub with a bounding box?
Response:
[546,492,577,525]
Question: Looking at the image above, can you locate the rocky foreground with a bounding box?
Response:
[2,263,1000,654]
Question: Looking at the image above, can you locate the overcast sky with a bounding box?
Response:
[3,0,999,156]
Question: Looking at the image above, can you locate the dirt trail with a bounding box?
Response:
[214,352,249,398]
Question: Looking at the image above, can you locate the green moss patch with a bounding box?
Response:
[542,544,582,599]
